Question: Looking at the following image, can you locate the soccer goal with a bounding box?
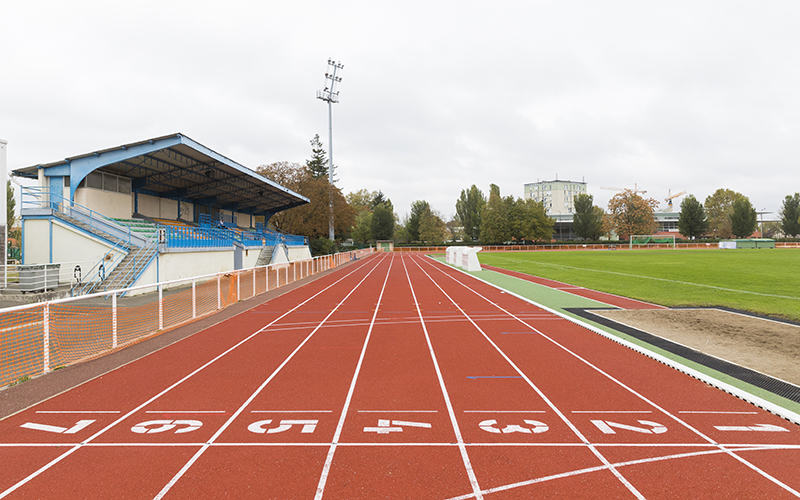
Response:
[629,235,676,249]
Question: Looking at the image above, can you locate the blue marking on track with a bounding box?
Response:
[467,376,523,380]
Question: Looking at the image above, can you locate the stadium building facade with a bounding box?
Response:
[12,134,311,295]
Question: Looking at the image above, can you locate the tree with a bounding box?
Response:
[479,184,511,244]
[418,207,448,245]
[677,194,709,239]
[572,193,605,240]
[730,196,757,238]
[704,188,743,239]
[351,209,373,244]
[779,193,800,237]
[455,185,486,243]
[256,162,355,240]
[306,134,329,180]
[606,189,659,239]
[370,202,395,240]
[7,180,16,234]
[346,189,377,212]
[406,200,430,242]
[502,197,553,242]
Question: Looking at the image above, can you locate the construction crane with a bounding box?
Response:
[600,183,647,195]
[664,189,687,211]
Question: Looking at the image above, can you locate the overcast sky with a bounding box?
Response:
[3,1,799,221]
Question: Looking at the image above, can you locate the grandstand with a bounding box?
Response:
[11,133,311,296]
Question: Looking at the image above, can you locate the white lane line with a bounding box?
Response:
[250,410,333,413]
[35,411,121,414]
[463,410,545,414]
[314,254,395,500]
[679,411,759,414]
[0,255,381,500]
[425,256,800,498]
[404,256,484,500]
[571,411,653,414]
[356,410,439,413]
[444,446,771,500]
[144,411,226,414]
[154,254,390,500]
[411,255,645,500]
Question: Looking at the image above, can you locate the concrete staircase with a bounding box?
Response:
[256,245,275,266]
[99,242,159,292]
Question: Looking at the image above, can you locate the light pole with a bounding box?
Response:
[316,58,344,241]
[756,209,770,238]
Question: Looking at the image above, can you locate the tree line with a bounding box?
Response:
[258,136,800,251]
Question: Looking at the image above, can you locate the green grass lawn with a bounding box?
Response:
[479,248,800,321]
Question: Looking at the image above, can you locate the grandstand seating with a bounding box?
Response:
[112,218,159,239]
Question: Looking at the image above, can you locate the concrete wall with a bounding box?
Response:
[23,218,126,268]
[74,187,132,219]
[137,194,178,219]
[287,246,312,261]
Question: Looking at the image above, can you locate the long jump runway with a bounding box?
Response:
[1,253,799,498]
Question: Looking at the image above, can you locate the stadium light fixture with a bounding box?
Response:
[317,58,344,241]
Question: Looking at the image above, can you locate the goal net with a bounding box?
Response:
[629,235,676,249]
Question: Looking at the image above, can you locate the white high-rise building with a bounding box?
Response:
[523,179,587,215]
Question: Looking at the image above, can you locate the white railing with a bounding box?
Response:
[0,248,374,387]
[0,261,95,291]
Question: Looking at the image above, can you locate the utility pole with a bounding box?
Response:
[316,58,344,241]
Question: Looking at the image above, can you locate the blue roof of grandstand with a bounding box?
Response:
[12,133,309,216]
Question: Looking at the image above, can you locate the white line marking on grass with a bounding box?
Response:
[0,256,382,500]
[425,256,800,499]
[411,256,646,500]
[403,255,485,500]
[493,256,800,301]
[154,254,391,500]
[314,254,395,500]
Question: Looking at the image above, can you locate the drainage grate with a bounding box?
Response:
[566,307,800,404]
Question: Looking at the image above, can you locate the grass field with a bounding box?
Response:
[479,248,800,321]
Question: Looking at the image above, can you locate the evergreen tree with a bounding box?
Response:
[730,197,757,238]
[370,202,395,240]
[306,134,329,180]
[573,193,605,240]
[406,200,430,242]
[677,194,709,239]
[779,193,800,237]
[7,180,16,233]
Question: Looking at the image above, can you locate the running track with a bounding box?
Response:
[1,253,799,499]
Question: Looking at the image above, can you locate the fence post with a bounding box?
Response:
[265,266,269,292]
[252,268,256,296]
[158,284,164,330]
[112,293,118,348]
[236,271,240,301]
[217,274,222,310]
[43,303,50,373]
[192,279,196,319]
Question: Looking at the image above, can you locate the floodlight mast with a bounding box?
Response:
[316,58,344,241]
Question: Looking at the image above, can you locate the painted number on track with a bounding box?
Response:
[131,420,203,434]
[591,420,667,435]
[21,420,95,434]
[248,420,319,434]
[364,420,432,434]
[479,419,549,434]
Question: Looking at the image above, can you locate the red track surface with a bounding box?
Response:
[481,264,667,309]
[1,253,798,499]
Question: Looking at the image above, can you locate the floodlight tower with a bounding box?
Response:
[316,58,344,241]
